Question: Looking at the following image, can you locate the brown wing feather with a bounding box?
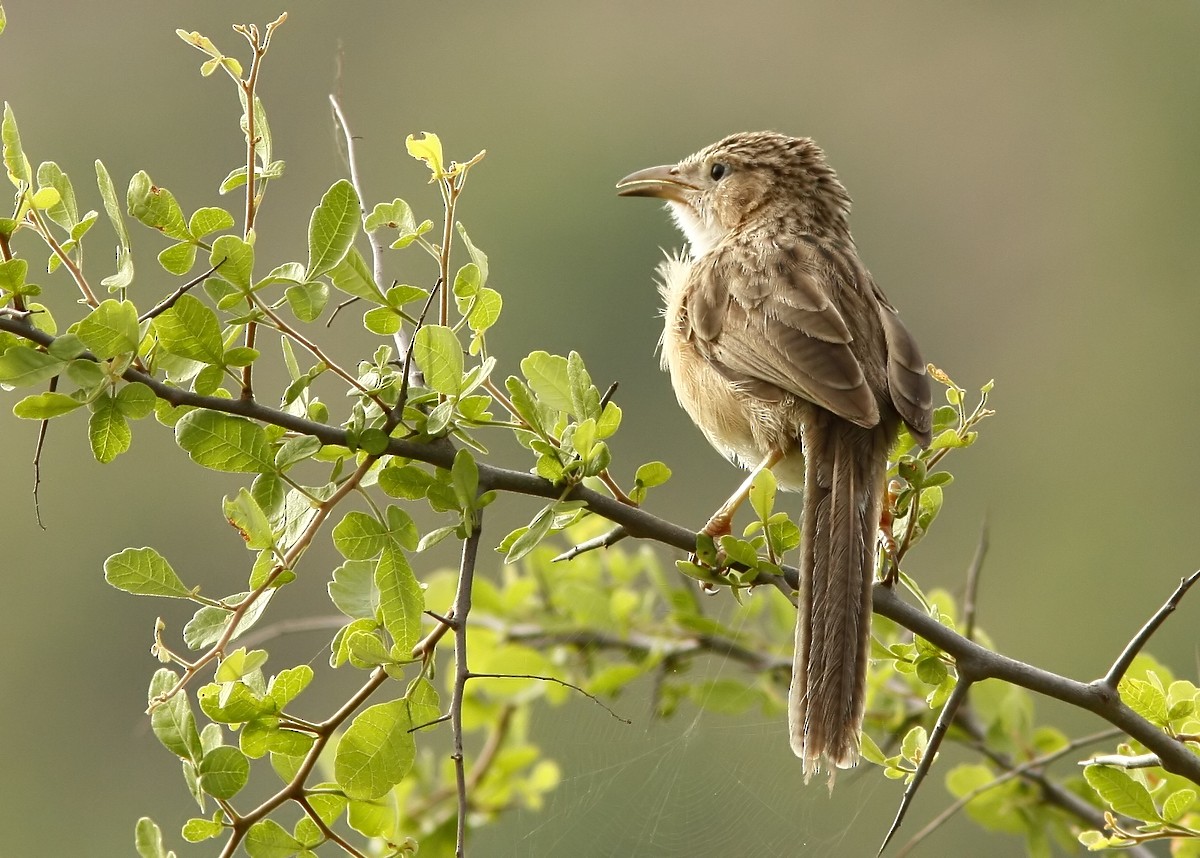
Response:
[685,240,881,429]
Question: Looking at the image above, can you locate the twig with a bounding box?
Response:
[879,676,972,854]
[137,264,220,322]
[961,517,989,641]
[1081,753,1162,769]
[1103,567,1200,689]
[449,511,483,858]
[895,728,1125,858]
[553,525,628,561]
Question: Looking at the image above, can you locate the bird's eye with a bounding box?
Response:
[709,162,727,181]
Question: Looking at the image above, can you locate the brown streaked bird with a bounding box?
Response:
[617,131,932,777]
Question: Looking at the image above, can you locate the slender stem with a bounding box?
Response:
[449,511,483,858]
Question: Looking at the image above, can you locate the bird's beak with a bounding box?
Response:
[616,164,695,202]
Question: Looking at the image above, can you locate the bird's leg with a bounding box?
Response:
[702,449,783,537]
[878,477,901,584]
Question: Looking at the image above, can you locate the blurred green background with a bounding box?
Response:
[3,2,1200,855]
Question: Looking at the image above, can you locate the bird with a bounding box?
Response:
[616,131,932,777]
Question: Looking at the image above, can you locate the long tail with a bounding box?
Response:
[788,412,890,779]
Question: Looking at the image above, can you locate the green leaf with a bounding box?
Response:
[329,247,382,302]
[153,293,224,364]
[749,468,776,521]
[456,222,489,286]
[375,546,424,652]
[105,547,191,598]
[521,351,573,412]
[329,560,379,620]
[37,161,80,230]
[306,179,358,280]
[285,281,328,322]
[244,819,304,858]
[189,206,234,239]
[181,817,224,843]
[148,668,202,762]
[0,257,26,291]
[506,504,555,563]
[89,394,132,462]
[223,488,275,550]
[75,299,140,358]
[157,242,197,276]
[0,345,63,387]
[413,325,463,396]
[267,665,314,710]
[175,410,274,473]
[126,171,189,241]
[96,160,134,290]
[2,102,31,185]
[451,448,479,512]
[13,391,82,419]
[379,464,433,500]
[1164,788,1196,823]
[406,132,445,180]
[134,817,175,858]
[332,511,388,561]
[210,234,254,290]
[363,306,401,336]
[334,698,417,800]
[1083,765,1159,821]
[198,745,249,800]
[183,591,273,650]
[215,647,268,682]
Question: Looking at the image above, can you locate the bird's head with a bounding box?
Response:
[617,131,852,255]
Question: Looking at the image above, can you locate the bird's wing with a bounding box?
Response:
[874,288,933,444]
[685,238,881,429]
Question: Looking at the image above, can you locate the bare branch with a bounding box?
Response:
[1103,567,1200,689]
[879,676,973,854]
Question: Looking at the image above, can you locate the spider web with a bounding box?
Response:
[478,611,902,858]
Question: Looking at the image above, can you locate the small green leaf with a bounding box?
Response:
[89,393,132,462]
[196,748,248,801]
[215,647,268,682]
[175,410,274,473]
[329,247,382,302]
[76,299,140,358]
[332,511,388,561]
[134,817,174,858]
[334,698,416,800]
[0,345,64,387]
[96,160,134,290]
[329,561,379,620]
[148,668,202,762]
[116,381,155,419]
[306,179,358,280]
[157,242,197,276]
[105,547,191,598]
[189,206,234,239]
[184,591,273,650]
[13,391,82,419]
[413,325,463,396]
[1083,765,1159,822]
[521,351,573,413]
[210,234,254,290]
[285,281,328,322]
[405,132,445,180]
[153,293,224,364]
[243,819,304,858]
[375,546,423,652]
[223,488,275,550]
[3,102,31,185]
[181,817,224,843]
[126,171,189,241]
